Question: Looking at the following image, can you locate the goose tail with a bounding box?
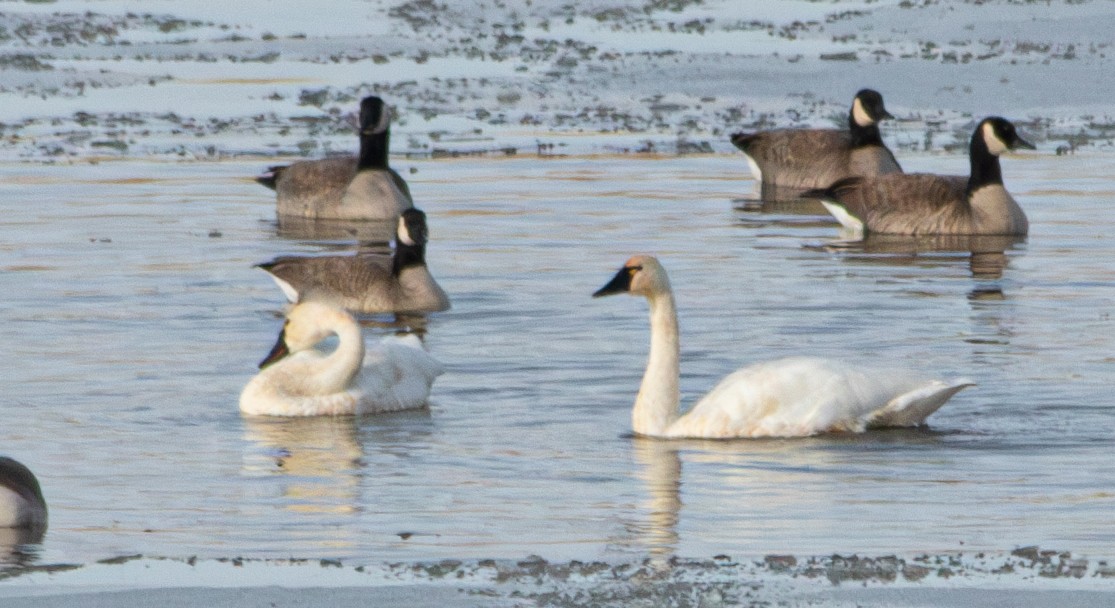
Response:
[255,165,287,190]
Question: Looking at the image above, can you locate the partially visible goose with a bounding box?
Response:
[257,95,413,221]
[0,457,46,532]
[593,255,972,439]
[240,301,443,417]
[730,89,902,192]
[256,208,450,315]
[804,116,1034,236]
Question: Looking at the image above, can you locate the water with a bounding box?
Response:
[2,151,1115,569]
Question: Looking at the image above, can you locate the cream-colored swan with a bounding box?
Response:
[0,457,47,532]
[593,255,972,438]
[239,301,443,416]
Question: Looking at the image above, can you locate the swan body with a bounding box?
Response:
[593,255,972,439]
[256,208,450,315]
[805,117,1034,236]
[257,96,413,221]
[0,457,47,531]
[239,302,443,416]
[730,89,902,191]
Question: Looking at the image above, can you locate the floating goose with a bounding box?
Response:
[239,301,443,416]
[257,96,413,221]
[805,116,1033,236]
[593,255,972,439]
[0,457,46,532]
[256,208,449,315]
[730,89,902,192]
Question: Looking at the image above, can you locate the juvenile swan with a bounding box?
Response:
[804,116,1034,236]
[256,96,413,221]
[0,457,47,531]
[239,301,443,416]
[730,89,902,191]
[593,256,972,439]
[256,208,450,315]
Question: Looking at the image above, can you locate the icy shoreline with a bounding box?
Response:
[1,0,1113,161]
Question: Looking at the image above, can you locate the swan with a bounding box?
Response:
[593,255,973,438]
[239,301,443,416]
[730,89,902,192]
[256,95,413,222]
[0,457,47,531]
[804,116,1034,236]
[255,208,450,315]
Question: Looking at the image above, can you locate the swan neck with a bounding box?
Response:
[634,290,681,436]
[320,315,365,390]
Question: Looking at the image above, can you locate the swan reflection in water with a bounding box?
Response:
[241,417,366,516]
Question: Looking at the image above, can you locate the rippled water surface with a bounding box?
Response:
[3,151,1115,567]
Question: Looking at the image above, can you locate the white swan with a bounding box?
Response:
[239,301,443,416]
[0,457,47,531]
[593,255,973,438]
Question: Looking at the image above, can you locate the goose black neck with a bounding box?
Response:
[847,112,884,147]
[968,131,1003,192]
[358,129,390,170]
[392,239,426,276]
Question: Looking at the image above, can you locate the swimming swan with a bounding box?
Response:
[804,116,1034,236]
[256,208,450,315]
[0,457,46,532]
[239,301,443,416]
[730,89,902,191]
[256,95,413,222]
[593,255,972,438]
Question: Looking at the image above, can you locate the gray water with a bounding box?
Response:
[3,151,1115,568]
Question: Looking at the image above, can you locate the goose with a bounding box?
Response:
[730,89,902,192]
[803,116,1034,236]
[255,208,450,315]
[257,95,413,222]
[0,457,47,532]
[593,255,972,439]
[239,301,443,416]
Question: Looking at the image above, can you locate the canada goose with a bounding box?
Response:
[804,116,1034,236]
[593,255,972,438]
[257,96,413,221]
[256,208,450,315]
[730,89,902,193]
[240,301,443,416]
[0,457,46,532]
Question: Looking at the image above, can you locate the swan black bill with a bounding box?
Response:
[593,266,635,298]
[259,329,291,369]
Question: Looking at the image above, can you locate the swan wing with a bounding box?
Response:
[353,335,443,414]
[669,357,969,438]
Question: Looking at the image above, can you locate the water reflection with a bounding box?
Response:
[0,528,44,568]
[819,234,1026,280]
[629,438,682,560]
[274,216,396,246]
[241,417,364,515]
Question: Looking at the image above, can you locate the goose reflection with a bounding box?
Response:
[241,417,365,515]
[273,215,397,248]
[817,233,1025,280]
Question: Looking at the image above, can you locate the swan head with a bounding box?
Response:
[851,89,893,127]
[593,255,670,299]
[976,116,1035,157]
[359,96,391,135]
[258,301,355,369]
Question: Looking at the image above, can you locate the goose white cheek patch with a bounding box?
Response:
[982,122,1010,156]
[372,105,391,134]
[852,97,873,127]
[397,216,416,246]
